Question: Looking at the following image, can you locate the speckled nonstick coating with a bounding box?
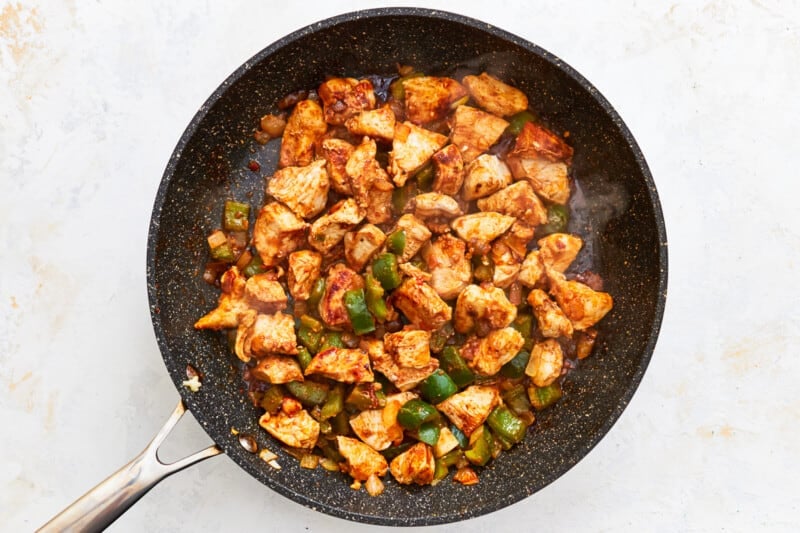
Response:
[146,8,667,527]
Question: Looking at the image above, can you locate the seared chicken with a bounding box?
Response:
[251,354,304,384]
[346,137,390,208]
[366,173,394,225]
[506,121,573,205]
[318,77,376,126]
[476,180,547,226]
[390,442,435,485]
[391,277,452,330]
[349,409,394,451]
[537,233,583,272]
[454,283,517,334]
[243,274,288,313]
[318,263,364,328]
[388,121,448,186]
[420,234,471,300]
[393,214,432,262]
[431,143,465,196]
[462,154,513,201]
[362,338,439,392]
[546,269,613,330]
[194,266,249,330]
[308,198,366,254]
[384,329,431,369]
[337,436,389,481]
[436,385,500,436]
[253,202,309,268]
[449,105,508,163]
[461,327,525,376]
[462,72,529,117]
[279,99,327,168]
[527,289,574,338]
[304,347,374,383]
[450,212,515,254]
[525,338,563,387]
[245,311,298,356]
[345,103,396,143]
[382,391,419,444]
[259,405,319,449]
[518,250,544,288]
[344,224,386,272]
[508,120,573,163]
[320,138,355,195]
[406,192,463,220]
[267,159,330,219]
[287,250,322,301]
[490,221,534,288]
[402,76,467,124]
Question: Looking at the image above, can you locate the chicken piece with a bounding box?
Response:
[391,277,452,331]
[402,76,467,125]
[518,250,544,288]
[318,263,364,328]
[390,442,435,485]
[420,234,471,300]
[394,214,432,262]
[308,198,366,254]
[450,212,515,255]
[384,329,431,369]
[366,174,394,225]
[349,409,393,451]
[320,138,355,195]
[318,77,376,126]
[432,427,461,458]
[267,159,330,219]
[346,137,390,208]
[490,221,535,288]
[454,284,517,334]
[345,104,396,143]
[462,72,529,117]
[388,121,448,186]
[406,192,463,220]
[305,347,374,383]
[528,289,573,338]
[279,99,327,168]
[253,202,309,268]
[547,269,613,330]
[476,181,547,226]
[462,154,513,201]
[362,339,439,392]
[381,391,419,443]
[243,274,288,313]
[336,436,389,481]
[398,261,431,282]
[259,407,319,449]
[436,385,500,436]
[251,354,304,384]
[233,310,258,362]
[246,311,298,356]
[525,338,563,387]
[449,105,509,163]
[431,144,465,196]
[461,327,525,376]
[344,224,386,272]
[575,328,599,360]
[538,233,583,272]
[194,267,248,330]
[506,121,573,205]
[287,250,322,301]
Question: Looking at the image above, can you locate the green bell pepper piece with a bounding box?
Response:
[397,399,439,430]
[433,458,449,481]
[285,380,329,407]
[511,314,534,351]
[414,164,435,192]
[538,204,569,236]
[439,346,475,388]
[500,349,530,378]
[364,273,388,321]
[259,385,284,414]
[419,369,458,404]
[387,230,406,256]
[297,323,322,354]
[450,425,469,449]
[343,288,375,335]
[210,243,235,262]
[223,200,250,231]
[501,383,532,416]
[392,180,417,215]
[372,253,402,291]
[487,406,527,444]
[528,382,563,410]
[472,254,494,283]
[504,110,538,136]
[381,442,415,461]
[345,383,384,411]
[296,346,313,372]
[319,331,345,351]
[416,421,441,446]
[320,384,345,420]
[439,449,463,467]
[307,277,326,309]
[464,425,492,466]
[389,71,424,101]
[242,253,266,277]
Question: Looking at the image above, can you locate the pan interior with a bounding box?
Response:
[147,8,667,527]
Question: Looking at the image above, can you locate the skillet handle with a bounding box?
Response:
[37,400,223,533]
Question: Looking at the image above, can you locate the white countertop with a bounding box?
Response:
[2,1,799,531]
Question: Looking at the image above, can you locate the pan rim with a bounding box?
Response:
[146,7,668,526]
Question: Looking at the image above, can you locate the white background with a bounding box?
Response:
[2,1,799,531]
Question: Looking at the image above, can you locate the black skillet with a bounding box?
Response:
[38,8,667,530]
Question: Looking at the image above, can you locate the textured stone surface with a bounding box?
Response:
[1,2,798,532]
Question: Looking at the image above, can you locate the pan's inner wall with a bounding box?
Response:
[147,10,665,526]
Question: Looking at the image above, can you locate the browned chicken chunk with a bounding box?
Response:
[287,250,322,301]
[245,311,298,356]
[390,442,435,485]
[490,221,534,288]
[454,283,517,334]
[308,198,366,254]
[344,224,386,272]
[431,143,465,196]
[253,202,309,268]
[461,327,525,376]
[388,121,448,186]
[449,105,508,163]
[384,329,431,369]
[406,192,463,220]
[349,409,394,451]
[506,121,573,205]
[518,250,544,288]
[244,274,288,313]
[537,233,583,272]
[525,338,564,387]
[450,212,515,254]
[194,267,249,330]
[403,76,467,124]
[305,347,374,383]
[267,159,330,219]
[420,234,471,300]
[259,407,320,449]
[476,180,547,226]
[251,354,304,384]
[320,138,355,195]
[318,77,376,126]
[346,137,390,208]
[527,289,574,338]
[362,339,439,392]
[318,263,364,328]
[462,72,529,117]
[337,436,389,481]
[366,173,394,225]
[547,269,613,331]
[391,277,452,330]
[462,154,513,201]
[279,99,327,168]
[436,385,500,436]
[345,103,396,143]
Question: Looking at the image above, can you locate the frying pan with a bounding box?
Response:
[39,8,667,530]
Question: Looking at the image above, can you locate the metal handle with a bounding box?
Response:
[38,400,223,533]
